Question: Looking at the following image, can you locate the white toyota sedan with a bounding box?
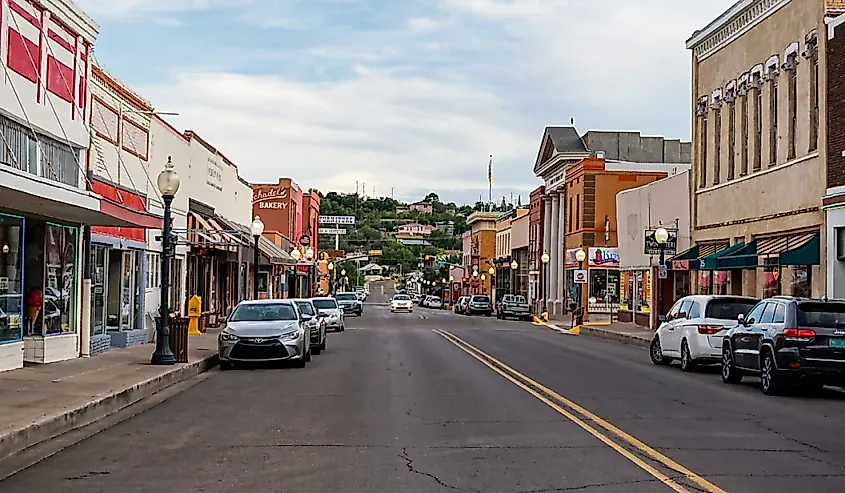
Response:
[390,294,414,313]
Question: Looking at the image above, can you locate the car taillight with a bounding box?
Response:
[697,325,723,335]
[783,328,816,339]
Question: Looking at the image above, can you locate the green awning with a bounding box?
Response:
[780,232,821,265]
[699,242,746,270]
[715,241,758,270]
[670,245,700,261]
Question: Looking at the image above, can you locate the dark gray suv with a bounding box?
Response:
[721,296,845,395]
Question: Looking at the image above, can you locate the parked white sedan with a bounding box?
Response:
[649,295,758,372]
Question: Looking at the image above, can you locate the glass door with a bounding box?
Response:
[90,245,108,336]
[120,251,134,330]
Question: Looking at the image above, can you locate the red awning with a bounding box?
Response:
[98,197,163,229]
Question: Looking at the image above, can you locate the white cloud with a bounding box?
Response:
[76,0,254,19]
[99,0,739,203]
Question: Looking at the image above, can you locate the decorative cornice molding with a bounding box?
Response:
[688,0,791,62]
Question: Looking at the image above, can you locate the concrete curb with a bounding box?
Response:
[0,353,219,462]
[578,326,651,349]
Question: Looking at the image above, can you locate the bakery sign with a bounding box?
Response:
[253,187,288,210]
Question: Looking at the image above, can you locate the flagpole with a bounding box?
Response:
[488,154,493,209]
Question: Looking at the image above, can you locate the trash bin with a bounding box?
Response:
[156,315,189,363]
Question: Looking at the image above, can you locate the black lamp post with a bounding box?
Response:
[251,215,264,300]
[151,157,179,366]
[655,227,669,323]
[510,260,518,295]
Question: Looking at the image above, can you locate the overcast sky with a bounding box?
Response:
[79,0,737,205]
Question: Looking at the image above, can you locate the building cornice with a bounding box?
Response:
[686,0,791,62]
[41,0,99,44]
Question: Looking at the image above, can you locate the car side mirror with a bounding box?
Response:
[300,314,314,322]
[737,313,745,325]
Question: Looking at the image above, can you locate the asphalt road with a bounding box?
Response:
[4,281,845,492]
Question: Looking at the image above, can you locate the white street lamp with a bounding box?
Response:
[291,248,302,261]
[472,270,479,277]
[305,247,315,260]
[250,215,265,300]
[655,227,670,245]
[327,262,334,271]
[250,215,265,237]
[541,252,550,264]
[575,249,587,263]
[341,269,346,276]
[488,266,495,275]
[511,260,518,270]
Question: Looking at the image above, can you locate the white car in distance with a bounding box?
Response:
[390,294,414,313]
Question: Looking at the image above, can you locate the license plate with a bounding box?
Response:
[830,338,845,349]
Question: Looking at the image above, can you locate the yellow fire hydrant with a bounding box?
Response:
[188,295,202,336]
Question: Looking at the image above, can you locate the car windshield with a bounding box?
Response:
[336,293,357,301]
[312,299,338,310]
[471,296,490,303]
[512,296,526,303]
[797,302,845,328]
[705,299,757,320]
[295,301,315,316]
[430,297,441,302]
[393,295,410,301]
[230,303,297,322]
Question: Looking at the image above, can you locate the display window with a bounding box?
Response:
[25,222,78,336]
[0,213,25,344]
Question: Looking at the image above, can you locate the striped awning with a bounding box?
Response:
[758,231,820,266]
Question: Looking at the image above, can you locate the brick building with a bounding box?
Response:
[682,0,832,302]
[528,185,546,312]
[825,10,845,296]
[466,212,499,295]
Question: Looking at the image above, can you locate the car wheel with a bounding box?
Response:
[680,340,695,372]
[761,350,785,395]
[320,338,327,351]
[220,361,233,371]
[312,345,322,355]
[649,337,670,366]
[305,344,312,362]
[721,345,742,384]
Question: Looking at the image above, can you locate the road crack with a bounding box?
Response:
[64,471,111,481]
[399,446,480,491]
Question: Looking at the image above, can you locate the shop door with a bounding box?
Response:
[120,251,135,331]
[90,245,108,336]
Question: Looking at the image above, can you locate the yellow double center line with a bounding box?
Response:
[433,329,727,493]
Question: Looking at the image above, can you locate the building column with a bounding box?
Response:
[557,189,567,312]
[549,193,560,313]
[543,197,552,306]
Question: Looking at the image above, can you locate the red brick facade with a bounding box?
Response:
[529,185,546,306]
[828,19,845,189]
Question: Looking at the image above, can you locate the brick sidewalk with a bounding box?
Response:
[0,330,220,462]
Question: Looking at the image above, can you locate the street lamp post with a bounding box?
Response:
[574,248,587,321]
[341,269,347,291]
[488,266,496,302]
[510,260,518,295]
[541,252,550,314]
[654,227,670,323]
[328,262,334,294]
[251,216,264,300]
[152,157,180,366]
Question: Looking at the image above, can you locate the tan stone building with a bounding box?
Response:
[682,0,837,299]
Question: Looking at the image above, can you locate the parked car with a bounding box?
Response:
[467,295,493,316]
[218,299,311,370]
[650,295,758,371]
[411,293,422,304]
[455,296,470,314]
[294,298,327,355]
[496,294,531,320]
[312,297,345,332]
[335,292,363,316]
[721,297,845,395]
[422,295,443,309]
[390,294,414,313]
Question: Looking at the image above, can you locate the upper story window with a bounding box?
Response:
[711,88,723,186]
[696,96,709,188]
[765,55,780,167]
[737,74,749,177]
[803,31,819,152]
[782,43,799,160]
[724,81,736,181]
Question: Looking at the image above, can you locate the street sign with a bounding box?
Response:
[644,229,678,256]
[319,215,356,225]
[319,227,347,235]
[658,264,668,279]
[573,269,587,284]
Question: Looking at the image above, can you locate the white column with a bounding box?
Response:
[549,193,560,310]
[558,189,567,311]
[543,197,552,307]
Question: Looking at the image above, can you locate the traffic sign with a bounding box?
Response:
[319,215,356,225]
[319,227,347,235]
[574,269,587,284]
[658,265,668,279]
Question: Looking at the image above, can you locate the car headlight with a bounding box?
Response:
[220,331,239,342]
[281,330,302,341]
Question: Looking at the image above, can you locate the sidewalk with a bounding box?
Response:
[0,330,220,462]
[547,319,653,349]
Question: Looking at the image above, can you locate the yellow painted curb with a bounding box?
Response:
[585,322,612,327]
[567,325,581,335]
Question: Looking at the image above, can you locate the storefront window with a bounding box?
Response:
[713,271,729,295]
[40,224,77,336]
[0,214,24,344]
[789,266,811,297]
[589,269,620,310]
[763,266,781,298]
[620,272,631,310]
[674,271,690,300]
[566,269,580,308]
[170,257,184,314]
[697,271,712,295]
[637,270,651,313]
